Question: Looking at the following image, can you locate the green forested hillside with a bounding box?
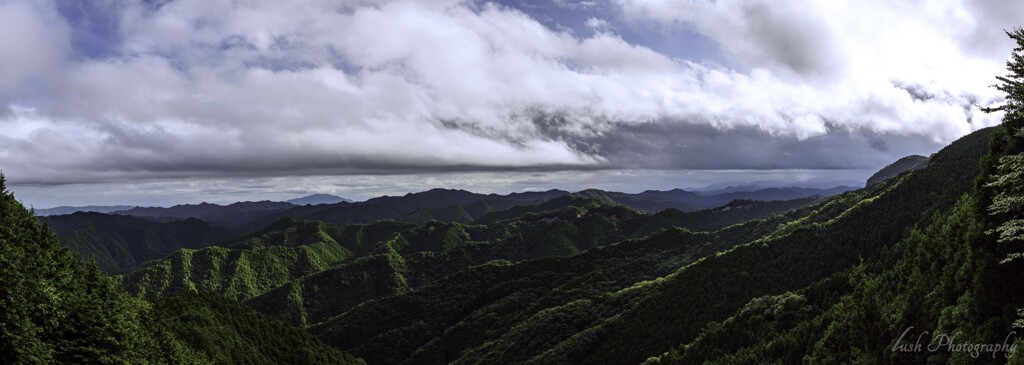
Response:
[0,176,362,364]
[45,186,841,278]
[295,123,995,364]
[291,193,855,363]
[866,154,929,185]
[153,291,364,365]
[308,227,747,364]
[119,219,415,301]
[131,194,823,321]
[39,213,233,273]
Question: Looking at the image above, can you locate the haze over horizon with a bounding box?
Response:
[19,170,868,209]
[3,0,1021,207]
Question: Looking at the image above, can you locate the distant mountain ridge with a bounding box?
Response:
[578,186,855,212]
[40,186,854,231]
[38,185,857,275]
[34,205,136,216]
[113,200,296,228]
[287,194,352,205]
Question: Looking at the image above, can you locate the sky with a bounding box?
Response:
[1,0,1020,207]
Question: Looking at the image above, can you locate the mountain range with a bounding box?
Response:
[40,185,852,275]
[8,122,1024,363]
[30,193,353,217]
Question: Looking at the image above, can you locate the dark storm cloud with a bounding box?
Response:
[547,120,944,171]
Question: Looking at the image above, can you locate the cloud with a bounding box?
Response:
[558,121,945,170]
[554,0,599,10]
[612,0,1012,114]
[0,0,70,106]
[0,0,1017,188]
[585,17,610,31]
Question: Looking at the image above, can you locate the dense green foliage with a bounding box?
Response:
[128,194,821,329]
[45,186,844,281]
[0,175,363,364]
[1,178,166,363]
[307,227,742,364]
[153,291,363,365]
[119,219,415,301]
[288,195,846,363]
[866,154,929,185]
[40,213,232,273]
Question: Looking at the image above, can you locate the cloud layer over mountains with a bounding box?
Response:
[0,0,1018,186]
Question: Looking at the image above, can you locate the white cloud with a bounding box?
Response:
[0,0,1017,186]
[613,0,1013,133]
[585,17,609,31]
[0,0,70,103]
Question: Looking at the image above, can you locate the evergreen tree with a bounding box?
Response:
[983,28,1024,264]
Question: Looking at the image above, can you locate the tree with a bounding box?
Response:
[983,28,1024,264]
[982,28,1024,125]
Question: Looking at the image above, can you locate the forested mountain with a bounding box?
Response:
[0,176,364,364]
[121,193,825,308]
[68,186,850,236]
[865,154,929,185]
[294,124,993,364]
[39,212,234,273]
[152,291,364,364]
[633,186,854,209]
[243,188,571,230]
[119,219,414,301]
[639,196,822,232]
[576,186,851,212]
[247,198,824,331]
[114,201,297,228]
[38,185,835,278]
